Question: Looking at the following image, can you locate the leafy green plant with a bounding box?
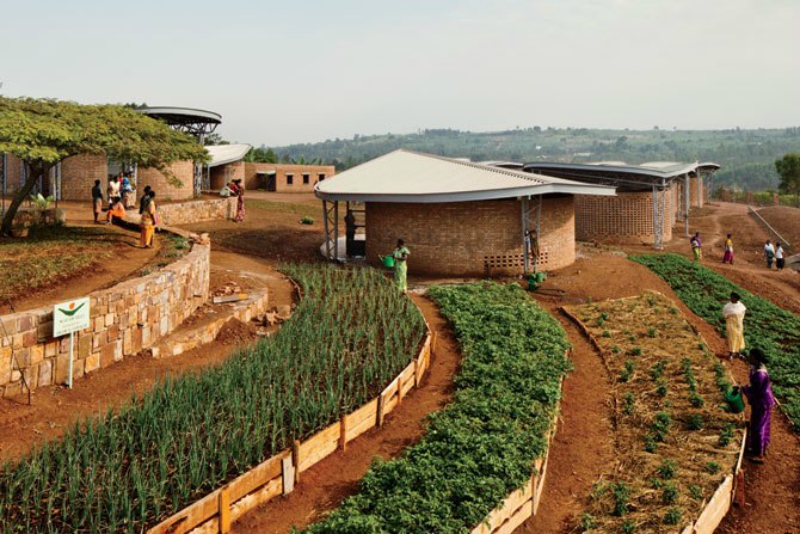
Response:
[300,215,314,225]
[706,461,720,475]
[644,435,658,453]
[629,346,642,357]
[718,423,735,447]
[29,193,55,209]
[662,482,679,504]
[623,392,636,415]
[687,414,704,431]
[657,458,677,479]
[610,482,631,517]
[612,345,621,354]
[647,327,657,338]
[580,513,597,530]
[619,360,635,383]
[689,484,703,500]
[656,378,669,398]
[621,520,636,534]
[663,507,682,525]
[603,329,611,338]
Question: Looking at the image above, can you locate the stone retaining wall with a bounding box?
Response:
[0,234,210,398]
[157,197,237,226]
[10,207,66,231]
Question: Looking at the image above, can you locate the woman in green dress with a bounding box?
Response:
[393,239,410,293]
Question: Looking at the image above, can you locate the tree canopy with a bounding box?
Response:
[775,152,800,198]
[0,97,209,235]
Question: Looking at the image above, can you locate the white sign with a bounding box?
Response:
[53,297,91,337]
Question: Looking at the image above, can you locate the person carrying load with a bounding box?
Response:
[722,292,746,361]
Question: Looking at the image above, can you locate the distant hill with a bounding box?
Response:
[267,126,800,192]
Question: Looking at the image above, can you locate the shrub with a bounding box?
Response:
[300,215,315,225]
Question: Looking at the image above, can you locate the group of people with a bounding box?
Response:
[220,179,246,222]
[721,292,775,464]
[91,177,159,248]
[763,239,786,270]
[690,232,787,270]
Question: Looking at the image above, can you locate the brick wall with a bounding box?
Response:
[244,163,335,193]
[60,154,109,200]
[138,161,195,200]
[365,195,575,277]
[209,161,246,190]
[0,235,210,398]
[575,190,674,245]
[157,197,236,226]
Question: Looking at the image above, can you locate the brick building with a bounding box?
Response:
[315,150,614,277]
[522,161,719,248]
[204,144,250,191]
[243,162,336,193]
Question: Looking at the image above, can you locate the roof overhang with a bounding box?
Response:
[137,106,222,136]
[205,144,251,167]
[315,182,615,203]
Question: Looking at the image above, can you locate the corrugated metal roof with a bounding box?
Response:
[205,144,251,167]
[315,149,615,203]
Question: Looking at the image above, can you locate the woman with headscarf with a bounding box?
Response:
[722,233,734,264]
[140,190,158,248]
[740,348,776,463]
[232,179,245,222]
[722,292,746,360]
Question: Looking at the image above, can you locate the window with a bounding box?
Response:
[302,173,310,185]
[318,173,326,181]
[286,174,294,185]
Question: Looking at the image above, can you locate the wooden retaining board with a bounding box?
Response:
[344,398,379,442]
[298,421,341,473]
[693,475,733,534]
[471,478,533,534]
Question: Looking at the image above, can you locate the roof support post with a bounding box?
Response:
[333,200,340,262]
[685,174,691,237]
[322,200,332,260]
[521,198,530,274]
[1,153,6,218]
[697,172,703,207]
[653,184,665,251]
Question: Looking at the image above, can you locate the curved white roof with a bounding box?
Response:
[315,149,615,203]
[205,144,251,167]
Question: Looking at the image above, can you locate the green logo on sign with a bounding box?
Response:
[57,302,86,317]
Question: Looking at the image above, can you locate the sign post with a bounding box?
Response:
[53,297,90,389]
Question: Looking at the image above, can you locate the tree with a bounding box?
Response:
[203,133,229,146]
[775,152,800,201]
[0,97,208,236]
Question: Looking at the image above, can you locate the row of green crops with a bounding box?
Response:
[631,254,800,429]
[304,282,570,534]
[0,265,426,533]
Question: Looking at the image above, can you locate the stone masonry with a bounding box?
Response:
[157,197,237,226]
[0,235,210,398]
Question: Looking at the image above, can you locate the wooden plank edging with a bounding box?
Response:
[146,318,433,534]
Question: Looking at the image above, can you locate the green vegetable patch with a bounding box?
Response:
[565,292,742,534]
[304,282,570,534]
[632,253,800,430]
[0,265,425,533]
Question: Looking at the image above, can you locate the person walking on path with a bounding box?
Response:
[690,232,702,264]
[140,190,158,248]
[775,242,785,270]
[740,348,776,463]
[722,233,734,264]
[722,292,746,360]
[91,179,104,224]
[764,240,775,269]
[393,239,410,294]
[231,179,245,222]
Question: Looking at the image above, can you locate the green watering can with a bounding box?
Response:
[725,387,746,414]
[527,272,547,291]
[381,255,395,269]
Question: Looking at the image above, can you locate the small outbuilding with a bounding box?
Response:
[315,150,615,277]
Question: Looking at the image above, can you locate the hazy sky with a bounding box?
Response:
[1,0,798,146]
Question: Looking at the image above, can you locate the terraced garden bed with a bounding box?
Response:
[632,253,800,429]
[0,265,425,533]
[303,282,570,534]
[564,292,744,534]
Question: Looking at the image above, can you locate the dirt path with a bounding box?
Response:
[232,293,461,534]
[518,306,615,533]
[0,251,294,462]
